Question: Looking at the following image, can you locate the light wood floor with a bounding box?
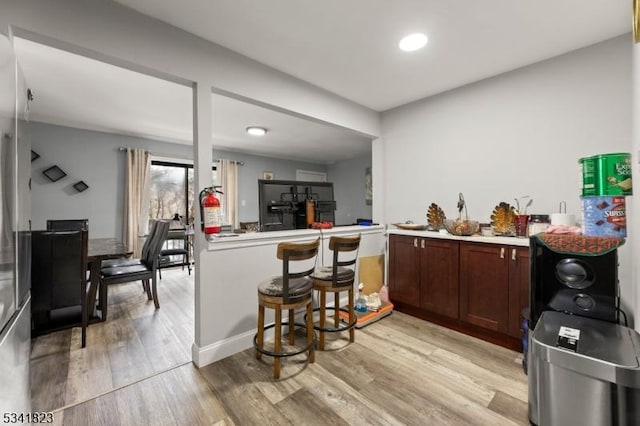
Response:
[31,270,528,425]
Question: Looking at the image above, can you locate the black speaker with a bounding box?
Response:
[529,236,618,330]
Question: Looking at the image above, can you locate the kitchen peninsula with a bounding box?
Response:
[387,228,529,351]
[195,224,385,366]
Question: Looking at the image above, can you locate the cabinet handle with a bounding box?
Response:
[512,248,516,261]
[421,239,425,249]
[414,238,418,248]
[500,247,505,259]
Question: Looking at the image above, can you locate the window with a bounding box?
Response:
[148,160,216,224]
[296,169,327,182]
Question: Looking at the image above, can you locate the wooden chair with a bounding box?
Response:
[309,234,360,350]
[254,238,320,379]
[99,220,169,320]
[31,230,89,347]
[46,219,89,231]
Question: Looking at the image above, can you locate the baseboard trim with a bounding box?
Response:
[191,330,255,368]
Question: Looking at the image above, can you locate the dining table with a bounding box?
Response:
[87,238,132,321]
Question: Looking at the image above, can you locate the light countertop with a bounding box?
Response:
[387,228,530,247]
[208,224,385,251]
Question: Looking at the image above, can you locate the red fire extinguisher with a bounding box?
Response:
[199,186,223,235]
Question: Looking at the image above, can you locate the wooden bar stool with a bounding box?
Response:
[254,238,320,379]
[309,234,360,350]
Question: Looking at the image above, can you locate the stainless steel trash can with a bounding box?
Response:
[528,311,640,426]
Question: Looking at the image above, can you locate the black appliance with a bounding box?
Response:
[258,179,336,232]
[529,236,618,330]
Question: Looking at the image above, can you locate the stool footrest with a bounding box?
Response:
[160,249,188,256]
[253,322,316,358]
[305,307,357,332]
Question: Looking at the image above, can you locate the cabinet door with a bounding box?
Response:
[388,235,420,307]
[459,242,509,333]
[508,246,530,338]
[421,239,459,319]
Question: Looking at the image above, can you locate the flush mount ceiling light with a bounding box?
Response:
[246,126,267,136]
[398,33,428,52]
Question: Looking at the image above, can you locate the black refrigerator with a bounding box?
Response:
[0,33,31,414]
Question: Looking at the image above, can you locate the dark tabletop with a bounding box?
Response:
[88,238,132,261]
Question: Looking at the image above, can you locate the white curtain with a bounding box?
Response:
[124,148,151,256]
[218,159,238,229]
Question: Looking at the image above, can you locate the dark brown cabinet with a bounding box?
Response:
[459,242,510,333]
[388,235,421,308]
[420,238,459,319]
[388,234,529,350]
[388,235,459,319]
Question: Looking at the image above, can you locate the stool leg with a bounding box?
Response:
[256,304,265,360]
[334,292,340,329]
[319,289,326,350]
[274,308,282,379]
[348,288,355,342]
[288,309,295,345]
[306,300,315,363]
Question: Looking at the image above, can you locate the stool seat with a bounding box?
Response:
[258,276,313,300]
[159,248,188,256]
[311,266,355,285]
[101,258,141,268]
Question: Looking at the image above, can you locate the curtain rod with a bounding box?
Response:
[118,147,244,165]
[214,159,244,166]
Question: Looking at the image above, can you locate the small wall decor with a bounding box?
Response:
[365,167,372,205]
[42,165,67,182]
[73,181,89,192]
[262,171,274,180]
[31,150,40,162]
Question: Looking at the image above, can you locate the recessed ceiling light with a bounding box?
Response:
[246,126,267,136]
[399,33,428,52]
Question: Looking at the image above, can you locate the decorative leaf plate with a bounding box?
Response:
[490,202,516,235]
[393,223,428,230]
[426,203,446,230]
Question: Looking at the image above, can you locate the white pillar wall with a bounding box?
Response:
[191,81,213,351]
[633,41,640,332]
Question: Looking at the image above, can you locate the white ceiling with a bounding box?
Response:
[114,0,629,111]
[13,1,630,164]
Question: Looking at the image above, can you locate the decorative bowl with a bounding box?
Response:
[393,222,428,230]
[444,219,480,236]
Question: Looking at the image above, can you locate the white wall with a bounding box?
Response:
[30,122,191,237]
[382,35,634,320]
[327,154,373,225]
